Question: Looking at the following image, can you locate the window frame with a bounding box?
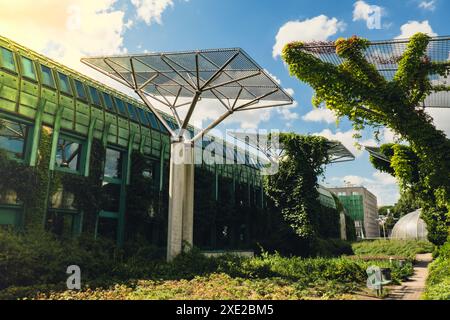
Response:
[19,55,37,81]
[0,47,17,73]
[0,116,32,163]
[54,132,87,175]
[57,72,73,96]
[39,64,56,89]
[126,103,139,123]
[103,146,125,184]
[113,97,129,117]
[101,92,116,113]
[87,85,103,107]
[73,79,88,101]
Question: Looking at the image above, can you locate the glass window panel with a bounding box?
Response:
[20,56,36,80]
[126,103,138,121]
[88,86,101,106]
[74,79,87,100]
[58,72,72,95]
[40,65,55,88]
[113,97,128,116]
[55,137,82,171]
[101,182,121,212]
[102,93,115,112]
[104,148,122,179]
[145,111,160,130]
[0,119,28,159]
[0,47,16,72]
[137,108,149,126]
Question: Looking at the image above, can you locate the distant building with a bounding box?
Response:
[328,186,380,239]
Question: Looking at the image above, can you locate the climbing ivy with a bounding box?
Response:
[283,33,450,245]
[264,133,331,240]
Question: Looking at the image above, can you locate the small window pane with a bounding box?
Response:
[113,97,127,116]
[104,148,122,179]
[137,108,149,126]
[126,103,138,121]
[88,86,101,106]
[0,119,28,159]
[102,93,115,112]
[20,56,36,80]
[40,65,55,88]
[145,111,160,130]
[58,73,72,95]
[101,182,121,212]
[73,80,87,100]
[0,47,16,72]
[55,137,82,171]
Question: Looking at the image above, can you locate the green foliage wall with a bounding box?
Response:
[283,33,450,245]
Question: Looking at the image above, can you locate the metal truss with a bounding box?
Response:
[82,48,293,143]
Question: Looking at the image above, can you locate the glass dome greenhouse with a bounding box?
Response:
[390,209,428,240]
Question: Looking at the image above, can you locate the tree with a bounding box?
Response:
[264,133,331,240]
[282,33,450,245]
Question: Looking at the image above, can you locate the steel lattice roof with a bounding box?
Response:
[81,48,293,104]
[228,132,355,164]
[297,36,450,108]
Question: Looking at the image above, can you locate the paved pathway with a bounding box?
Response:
[385,253,433,300]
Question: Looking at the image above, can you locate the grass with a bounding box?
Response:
[351,239,434,260]
[31,252,414,300]
[423,242,450,300]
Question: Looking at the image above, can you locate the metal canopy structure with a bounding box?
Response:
[81,48,293,141]
[365,146,391,163]
[297,36,450,108]
[82,48,293,261]
[228,132,355,166]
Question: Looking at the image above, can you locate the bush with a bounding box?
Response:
[312,238,354,257]
[351,239,434,260]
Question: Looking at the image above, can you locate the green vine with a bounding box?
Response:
[264,133,332,240]
[283,33,450,245]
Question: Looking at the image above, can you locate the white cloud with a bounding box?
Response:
[130,0,174,25]
[396,20,437,39]
[272,15,346,58]
[302,108,338,124]
[418,1,436,11]
[0,0,135,92]
[327,172,400,205]
[353,1,384,30]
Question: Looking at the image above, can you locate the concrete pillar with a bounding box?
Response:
[167,141,185,261]
[182,142,194,249]
[167,141,195,261]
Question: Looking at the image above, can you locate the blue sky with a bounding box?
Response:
[1,0,449,205]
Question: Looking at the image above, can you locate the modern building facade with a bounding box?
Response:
[328,186,380,238]
[0,35,354,256]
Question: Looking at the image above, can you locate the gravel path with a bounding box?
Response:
[385,253,433,300]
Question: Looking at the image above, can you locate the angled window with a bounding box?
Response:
[137,108,149,126]
[0,47,16,72]
[104,148,123,180]
[55,135,83,172]
[74,79,87,101]
[126,103,139,122]
[0,118,29,160]
[57,72,72,95]
[20,56,36,80]
[88,86,101,106]
[113,97,128,117]
[102,92,116,112]
[145,111,160,130]
[40,64,55,88]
